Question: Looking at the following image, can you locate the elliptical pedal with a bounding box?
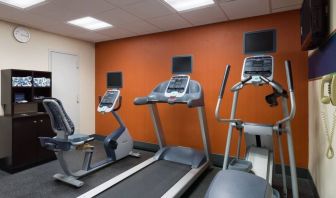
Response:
[129,151,141,158]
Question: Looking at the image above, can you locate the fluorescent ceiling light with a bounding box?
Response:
[67,17,113,31]
[164,0,215,12]
[0,0,46,9]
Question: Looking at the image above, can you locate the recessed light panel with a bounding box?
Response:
[67,17,113,31]
[164,0,215,12]
[0,0,46,9]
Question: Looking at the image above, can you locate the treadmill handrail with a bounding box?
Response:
[134,96,150,105]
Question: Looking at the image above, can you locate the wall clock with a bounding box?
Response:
[13,26,31,43]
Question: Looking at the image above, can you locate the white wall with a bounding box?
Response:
[0,20,95,135]
[309,80,336,198]
[308,1,336,198]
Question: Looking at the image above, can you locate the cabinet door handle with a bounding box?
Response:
[40,120,43,123]
[33,120,37,123]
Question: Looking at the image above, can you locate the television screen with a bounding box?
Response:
[244,29,276,54]
[172,56,192,74]
[107,72,122,88]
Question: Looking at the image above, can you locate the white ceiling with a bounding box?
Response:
[0,0,303,43]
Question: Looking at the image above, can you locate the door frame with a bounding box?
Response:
[48,50,81,131]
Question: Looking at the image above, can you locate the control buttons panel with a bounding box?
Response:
[97,89,120,113]
[165,75,190,98]
[241,55,274,84]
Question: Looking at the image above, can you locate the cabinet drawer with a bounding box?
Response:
[12,118,38,167]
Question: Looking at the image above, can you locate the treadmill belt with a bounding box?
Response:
[96,160,191,198]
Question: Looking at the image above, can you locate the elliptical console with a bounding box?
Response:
[241,55,274,84]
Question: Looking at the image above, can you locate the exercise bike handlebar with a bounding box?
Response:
[275,60,296,128]
[113,96,122,111]
[215,65,241,124]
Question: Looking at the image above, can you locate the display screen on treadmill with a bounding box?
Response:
[172,56,192,74]
[244,29,276,54]
[107,72,122,88]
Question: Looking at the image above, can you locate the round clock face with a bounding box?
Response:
[13,27,31,43]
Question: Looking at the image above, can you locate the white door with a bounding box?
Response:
[50,51,80,133]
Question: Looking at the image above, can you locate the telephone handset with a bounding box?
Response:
[321,74,336,159]
[321,74,336,105]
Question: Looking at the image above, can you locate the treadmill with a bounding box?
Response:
[78,56,211,198]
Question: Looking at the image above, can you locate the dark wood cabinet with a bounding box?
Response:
[0,114,56,172]
[0,69,56,173]
[12,116,38,167]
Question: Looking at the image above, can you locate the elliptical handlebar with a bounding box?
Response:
[215,65,241,124]
[219,65,231,99]
[285,60,294,91]
[275,60,296,128]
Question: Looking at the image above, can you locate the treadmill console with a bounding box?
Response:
[164,75,190,98]
[241,55,274,84]
[97,90,120,113]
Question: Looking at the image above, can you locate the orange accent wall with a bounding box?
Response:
[95,11,308,168]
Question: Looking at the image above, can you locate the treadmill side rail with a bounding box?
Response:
[162,161,210,198]
[77,157,157,198]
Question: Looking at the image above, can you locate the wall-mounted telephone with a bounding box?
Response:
[321,74,336,159]
[321,74,336,105]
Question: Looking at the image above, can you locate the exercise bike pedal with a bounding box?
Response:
[76,143,94,151]
[129,151,141,157]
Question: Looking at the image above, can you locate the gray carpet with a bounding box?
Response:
[0,141,317,198]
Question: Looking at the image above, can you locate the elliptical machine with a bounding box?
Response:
[206,55,299,198]
[39,72,139,187]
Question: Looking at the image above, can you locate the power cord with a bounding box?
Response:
[321,109,336,159]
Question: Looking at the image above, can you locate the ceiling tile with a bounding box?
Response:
[99,27,137,37]
[37,22,88,37]
[122,0,174,19]
[272,3,302,13]
[72,31,111,42]
[271,0,302,9]
[148,14,191,31]
[118,20,162,35]
[28,0,82,22]
[220,0,270,20]
[0,5,59,28]
[104,0,143,7]
[55,0,115,16]
[96,8,141,26]
[180,5,228,26]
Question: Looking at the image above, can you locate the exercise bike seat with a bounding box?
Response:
[68,134,94,145]
[205,170,273,198]
[39,134,94,151]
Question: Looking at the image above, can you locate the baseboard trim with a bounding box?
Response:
[93,135,312,180]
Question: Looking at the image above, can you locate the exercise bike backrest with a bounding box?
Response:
[42,98,75,139]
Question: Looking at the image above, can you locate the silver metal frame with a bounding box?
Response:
[78,103,211,198]
[148,104,166,148]
[214,59,299,198]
